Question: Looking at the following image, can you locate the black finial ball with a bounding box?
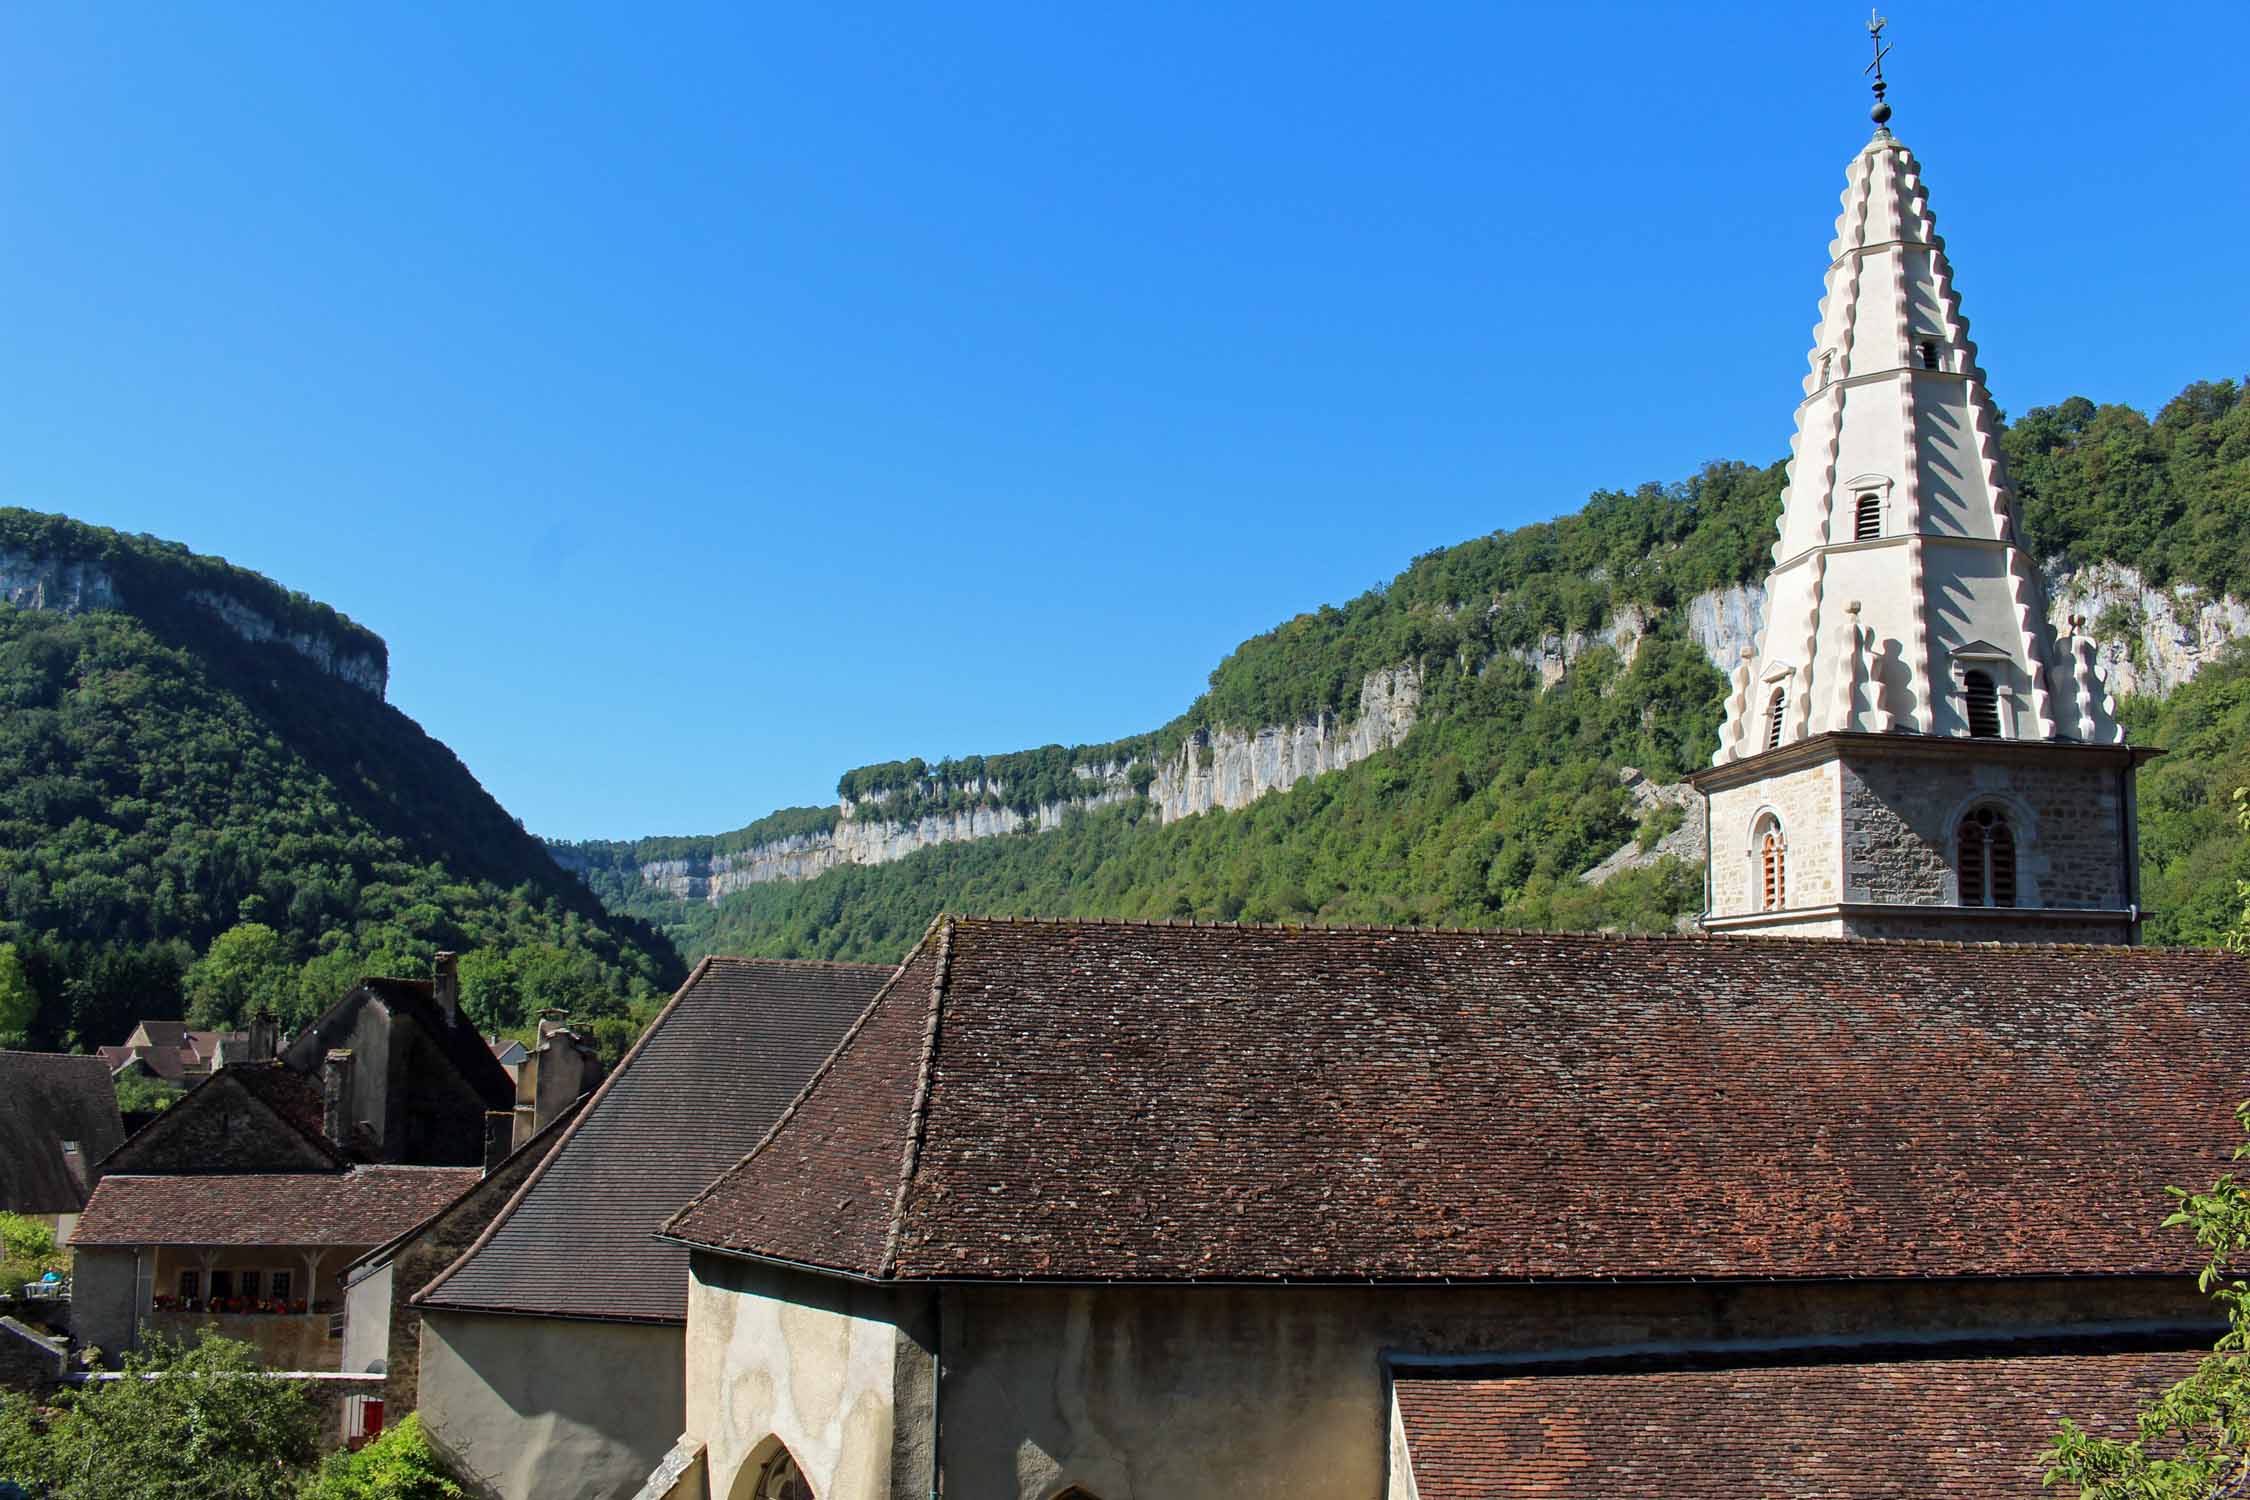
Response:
[1871,100,1892,124]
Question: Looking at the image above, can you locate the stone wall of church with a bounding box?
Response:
[1841,753,2130,910]
[683,1255,935,1500]
[927,1277,2207,1500]
[1705,761,1842,918]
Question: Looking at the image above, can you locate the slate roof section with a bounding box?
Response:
[665,917,2250,1283]
[71,1166,479,1247]
[414,955,893,1323]
[284,978,515,1113]
[0,1051,126,1215]
[1392,1348,2204,1497]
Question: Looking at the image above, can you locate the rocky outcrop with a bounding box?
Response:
[0,551,121,615]
[0,549,387,698]
[1579,768,1706,885]
[2041,562,2250,699]
[184,590,389,697]
[617,667,1425,904]
[1148,667,1421,821]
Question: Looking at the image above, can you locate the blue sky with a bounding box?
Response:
[2,3,2243,840]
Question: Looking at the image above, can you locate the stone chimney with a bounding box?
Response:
[321,1049,355,1147]
[248,1010,279,1063]
[432,951,460,1027]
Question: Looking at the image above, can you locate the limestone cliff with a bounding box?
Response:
[0,532,388,698]
[591,668,1424,905]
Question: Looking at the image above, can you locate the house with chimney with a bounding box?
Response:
[97,1020,246,1086]
[67,954,581,1371]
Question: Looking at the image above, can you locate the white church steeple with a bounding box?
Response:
[1712,38,2122,764]
[1690,22,2144,945]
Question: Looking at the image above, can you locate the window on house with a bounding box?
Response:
[1963,669,2002,738]
[1919,340,1940,370]
[1854,491,1881,540]
[210,1270,233,1301]
[1765,687,1787,751]
[1957,806,2020,908]
[240,1270,260,1301]
[1756,817,1786,912]
[178,1269,201,1302]
[272,1270,293,1304]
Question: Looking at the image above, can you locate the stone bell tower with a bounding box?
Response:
[1688,34,2150,943]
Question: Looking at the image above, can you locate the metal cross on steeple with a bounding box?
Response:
[1865,10,1894,128]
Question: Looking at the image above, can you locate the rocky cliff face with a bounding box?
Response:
[620,668,1425,904]
[0,549,388,698]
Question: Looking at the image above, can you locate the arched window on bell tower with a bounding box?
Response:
[1765,687,1787,751]
[1956,805,2019,908]
[1754,814,1787,912]
[1854,490,1882,540]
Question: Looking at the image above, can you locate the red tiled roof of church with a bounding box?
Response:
[1392,1348,2202,1497]
[663,917,2250,1283]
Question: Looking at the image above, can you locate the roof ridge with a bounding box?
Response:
[417,954,720,1310]
[703,954,898,972]
[943,912,2223,955]
[660,919,938,1243]
[881,916,954,1278]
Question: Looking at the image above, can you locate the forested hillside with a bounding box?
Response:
[572,377,2250,965]
[0,511,681,1054]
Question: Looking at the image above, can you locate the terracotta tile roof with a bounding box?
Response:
[70,1165,480,1248]
[413,956,893,1323]
[1392,1347,2205,1497]
[665,917,2250,1283]
[0,1051,126,1214]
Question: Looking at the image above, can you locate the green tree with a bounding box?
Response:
[112,1071,185,1115]
[0,1211,67,1294]
[298,1413,466,1500]
[0,943,32,1048]
[183,923,297,1030]
[0,1331,318,1499]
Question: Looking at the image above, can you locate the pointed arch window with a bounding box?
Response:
[1956,806,2019,908]
[1963,670,2002,738]
[1764,687,1787,751]
[1755,815,1786,912]
[1854,491,1882,540]
[747,1448,814,1500]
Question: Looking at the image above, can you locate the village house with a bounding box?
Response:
[406,957,892,1500]
[97,1020,246,1086]
[68,955,538,1369]
[613,95,2243,1500]
[0,1049,125,1248]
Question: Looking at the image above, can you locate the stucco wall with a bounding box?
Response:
[684,1256,930,1500]
[928,1277,2206,1500]
[69,1248,136,1362]
[344,1260,393,1374]
[419,1308,684,1500]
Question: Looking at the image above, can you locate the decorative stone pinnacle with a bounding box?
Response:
[1865,10,1893,128]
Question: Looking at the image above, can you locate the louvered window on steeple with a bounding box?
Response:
[1765,687,1786,750]
[1854,491,1882,540]
[1957,805,2019,907]
[1918,340,1940,370]
[1963,669,2002,738]
[1756,816,1786,911]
